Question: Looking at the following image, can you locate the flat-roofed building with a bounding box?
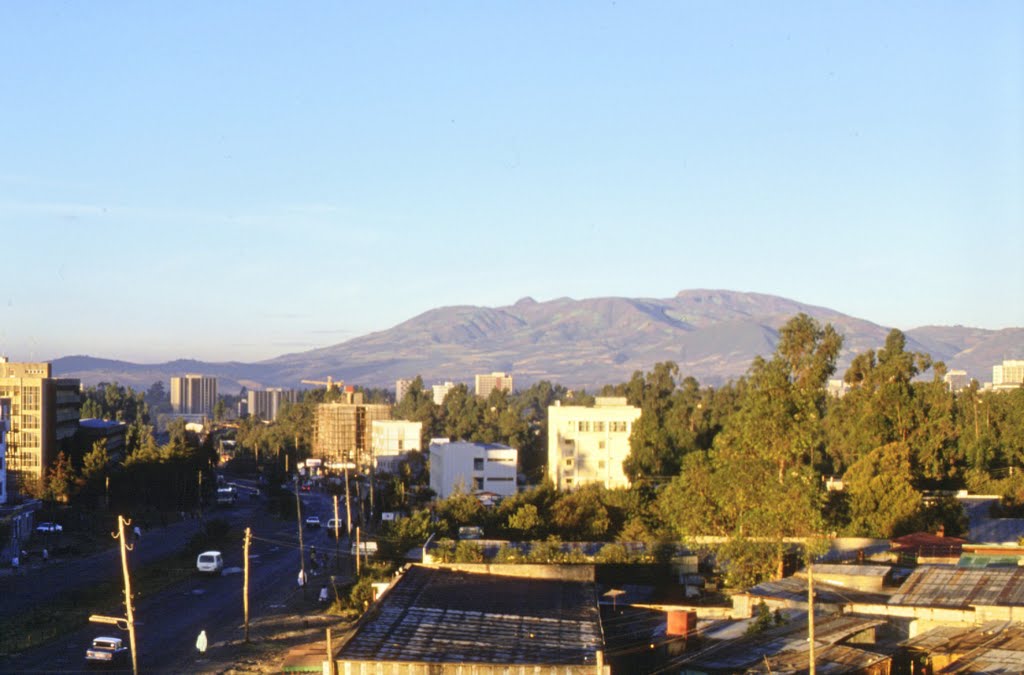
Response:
[432,381,455,405]
[371,419,422,473]
[169,374,217,415]
[331,565,606,672]
[993,359,1024,390]
[0,358,80,491]
[246,387,297,422]
[944,369,969,392]
[77,418,128,462]
[547,397,641,490]
[429,439,517,499]
[475,372,513,398]
[313,389,391,468]
[395,378,412,404]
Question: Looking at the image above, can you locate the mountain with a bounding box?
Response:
[52,290,1022,393]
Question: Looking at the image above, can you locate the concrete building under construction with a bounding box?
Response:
[313,388,391,468]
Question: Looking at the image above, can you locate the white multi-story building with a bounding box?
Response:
[943,369,970,392]
[247,388,297,422]
[371,419,423,473]
[547,397,642,490]
[432,381,456,405]
[993,360,1024,391]
[428,439,517,500]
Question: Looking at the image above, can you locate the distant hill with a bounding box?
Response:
[53,290,1023,393]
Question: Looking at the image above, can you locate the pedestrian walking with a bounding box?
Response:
[196,630,208,653]
[42,549,48,562]
[297,569,307,588]
[319,585,329,604]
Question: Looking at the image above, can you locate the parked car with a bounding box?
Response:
[196,551,224,575]
[35,522,63,534]
[85,636,128,668]
[305,515,321,528]
[326,518,344,535]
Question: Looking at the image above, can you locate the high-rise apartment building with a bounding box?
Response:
[475,372,513,398]
[169,374,218,415]
[0,359,80,490]
[993,360,1024,391]
[313,389,391,468]
[247,388,297,422]
[395,379,413,405]
[547,397,642,491]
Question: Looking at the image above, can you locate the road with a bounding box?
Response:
[0,481,354,673]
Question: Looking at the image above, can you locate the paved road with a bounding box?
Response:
[0,482,355,673]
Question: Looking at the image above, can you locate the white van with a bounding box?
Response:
[196,551,224,575]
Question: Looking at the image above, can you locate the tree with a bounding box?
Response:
[213,398,226,423]
[844,442,922,538]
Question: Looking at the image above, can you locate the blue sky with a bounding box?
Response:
[1,2,1021,363]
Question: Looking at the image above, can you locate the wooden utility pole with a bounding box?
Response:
[355,526,361,576]
[295,477,306,594]
[116,516,139,675]
[325,628,336,675]
[333,495,341,569]
[808,562,816,675]
[243,527,251,642]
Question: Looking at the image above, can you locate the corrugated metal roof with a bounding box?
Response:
[747,576,891,606]
[677,615,887,671]
[805,564,891,578]
[923,622,1024,673]
[890,567,1024,608]
[335,565,603,665]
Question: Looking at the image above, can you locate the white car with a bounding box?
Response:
[85,636,128,667]
[196,551,224,575]
[305,515,321,528]
[36,522,63,533]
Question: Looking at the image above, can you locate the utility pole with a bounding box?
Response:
[197,470,203,520]
[294,476,306,595]
[325,628,336,675]
[808,561,815,675]
[243,527,251,642]
[116,516,139,675]
[333,495,341,570]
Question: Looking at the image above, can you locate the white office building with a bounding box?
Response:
[428,439,517,500]
[547,397,642,490]
[371,419,423,473]
[247,388,297,422]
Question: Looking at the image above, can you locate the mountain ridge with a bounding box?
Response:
[50,290,1022,393]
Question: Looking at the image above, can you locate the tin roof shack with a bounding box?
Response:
[882,566,1024,636]
[733,566,893,618]
[333,564,608,673]
[898,622,1024,673]
[676,614,895,674]
[891,532,966,566]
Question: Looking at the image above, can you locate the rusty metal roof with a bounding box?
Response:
[908,622,1024,673]
[677,614,888,671]
[335,565,603,665]
[747,575,891,606]
[890,566,1024,608]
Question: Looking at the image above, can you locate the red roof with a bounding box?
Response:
[891,532,967,553]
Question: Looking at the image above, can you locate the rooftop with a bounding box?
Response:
[335,565,603,666]
[890,566,1024,608]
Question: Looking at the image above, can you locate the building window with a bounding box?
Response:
[473,477,484,490]
[610,421,627,433]
[473,458,484,471]
[564,458,574,468]
[598,441,605,449]
[578,421,590,432]
[598,460,606,470]
[594,421,605,432]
